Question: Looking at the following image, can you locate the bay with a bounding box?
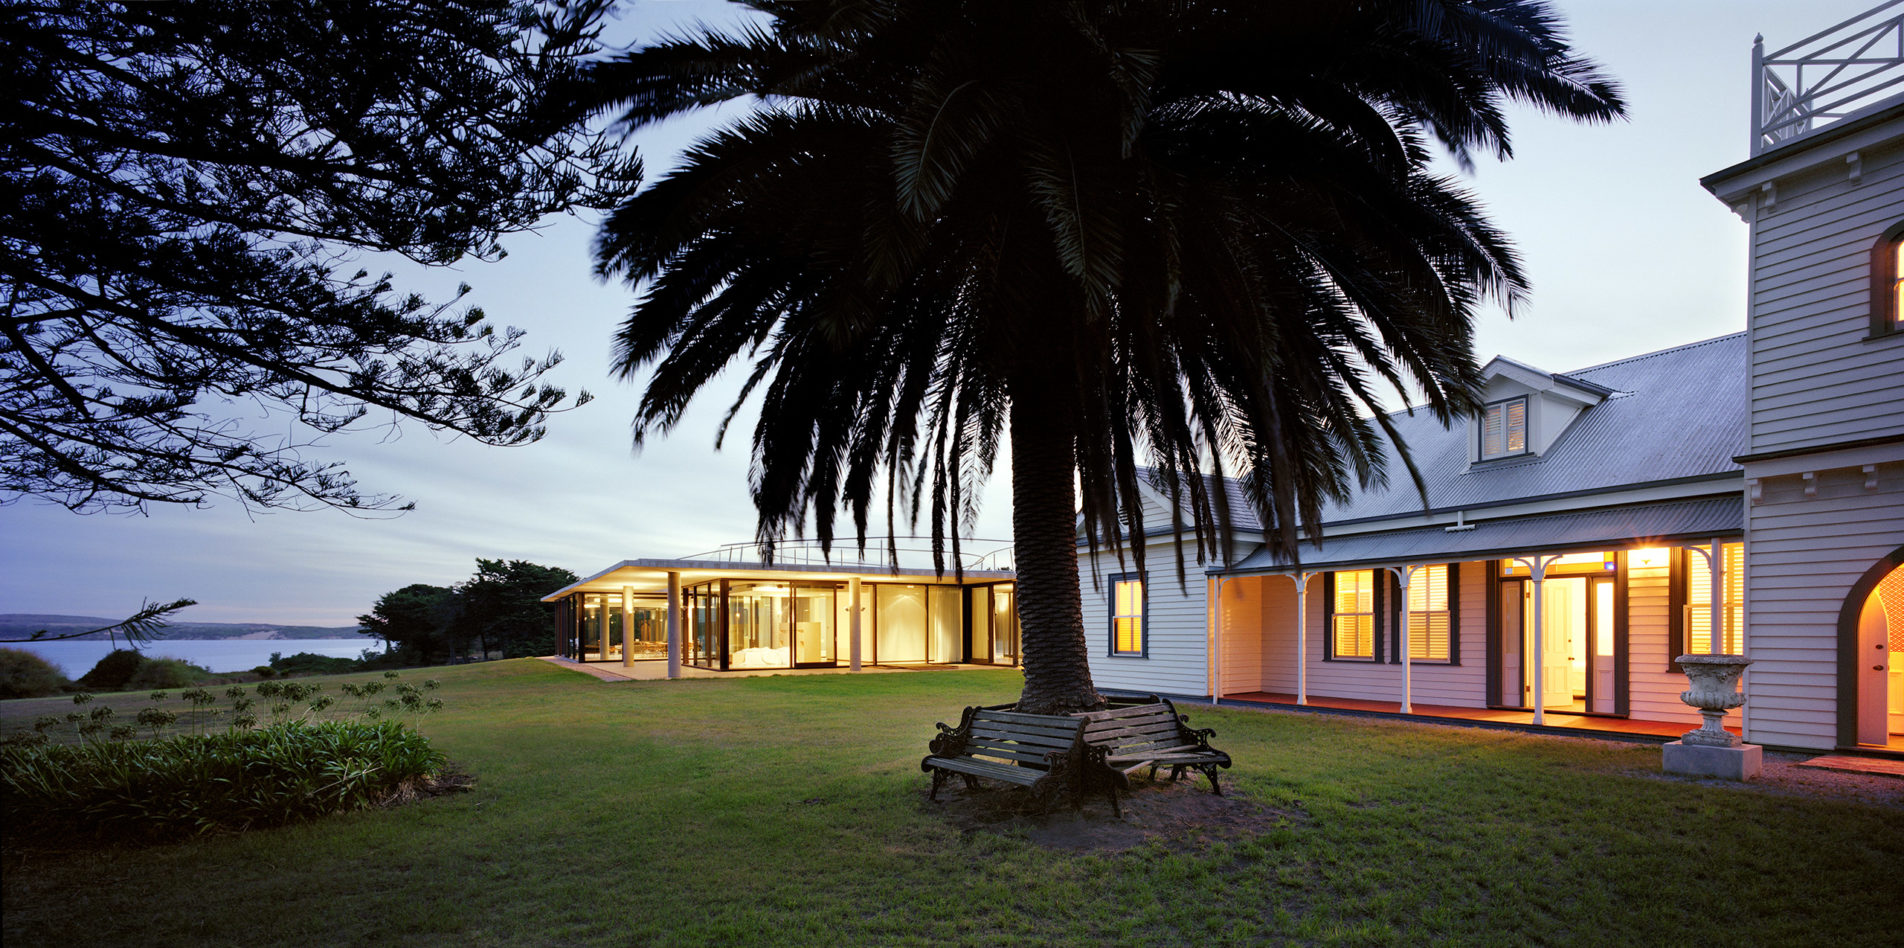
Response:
[9,639,382,677]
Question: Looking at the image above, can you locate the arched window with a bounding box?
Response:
[1870,221,1904,337]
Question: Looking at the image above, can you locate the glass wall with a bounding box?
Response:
[578,593,623,662]
[729,583,791,669]
[970,586,992,662]
[569,576,1008,671]
[871,584,966,664]
[876,584,927,663]
[794,585,836,665]
[991,584,1018,665]
[687,582,722,669]
[930,586,961,663]
[629,601,667,659]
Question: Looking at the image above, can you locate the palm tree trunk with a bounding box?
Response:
[1010,388,1104,714]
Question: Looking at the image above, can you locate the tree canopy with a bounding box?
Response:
[358,583,460,666]
[360,559,576,664]
[581,0,1624,711]
[1,0,641,514]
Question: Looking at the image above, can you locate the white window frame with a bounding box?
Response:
[1479,396,1529,460]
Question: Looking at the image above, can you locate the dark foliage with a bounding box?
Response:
[0,647,68,698]
[1,720,446,844]
[267,652,362,676]
[454,559,578,658]
[358,560,576,664]
[76,648,144,690]
[578,0,1623,711]
[0,0,641,513]
[357,584,459,665]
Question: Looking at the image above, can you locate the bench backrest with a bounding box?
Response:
[959,709,1086,771]
[1077,699,1189,756]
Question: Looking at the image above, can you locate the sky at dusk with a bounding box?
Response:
[0,1,1882,627]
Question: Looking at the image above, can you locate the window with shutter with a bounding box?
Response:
[1407,565,1452,662]
[1685,542,1745,654]
[1479,396,1529,460]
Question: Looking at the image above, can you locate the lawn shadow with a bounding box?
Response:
[924,776,1306,852]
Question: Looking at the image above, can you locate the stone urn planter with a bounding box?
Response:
[1676,654,1753,747]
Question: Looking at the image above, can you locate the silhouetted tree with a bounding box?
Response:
[1,0,641,514]
[358,584,458,665]
[581,0,1625,712]
[455,559,578,658]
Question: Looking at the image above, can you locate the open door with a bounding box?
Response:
[1856,567,1903,746]
[1539,579,1576,711]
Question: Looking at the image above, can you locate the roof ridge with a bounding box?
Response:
[1563,331,1745,376]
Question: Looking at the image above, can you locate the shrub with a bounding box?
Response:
[125,656,212,690]
[76,649,145,690]
[268,652,360,676]
[250,665,277,678]
[0,647,69,699]
[0,720,447,843]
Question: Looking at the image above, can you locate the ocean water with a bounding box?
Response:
[8,639,381,677]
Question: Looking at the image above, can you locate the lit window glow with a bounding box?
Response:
[1111,578,1144,655]
[1630,547,1670,570]
[1406,565,1451,662]
[1480,397,1529,460]
[1687,542,1745,654]
[1332,570,1376,659]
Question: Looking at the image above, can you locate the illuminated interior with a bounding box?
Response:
[1685,542,1745,655]
[1856,564,1904,746]
[566,574,1017,671]
[1497,551,1613,712]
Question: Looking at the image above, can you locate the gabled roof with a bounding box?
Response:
[1325,333,1745,522]
[1137,333,1746,533]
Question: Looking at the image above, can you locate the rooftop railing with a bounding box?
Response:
[680,536,1015,572]
[1754,0,1904,154]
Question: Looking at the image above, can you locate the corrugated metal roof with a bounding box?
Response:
[1142,333,1746,533]
[1222,496,1743,573]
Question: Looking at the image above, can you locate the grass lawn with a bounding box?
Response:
[3,659,1899,947]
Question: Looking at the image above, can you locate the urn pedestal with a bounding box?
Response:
[1662,655,1761,781]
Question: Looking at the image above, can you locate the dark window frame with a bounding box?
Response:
[1108,572,1148,658]
[1324,569,1383,663]
[1669,542,1745,671]
[1389,563,1461,665]
[1868,220,1904,340]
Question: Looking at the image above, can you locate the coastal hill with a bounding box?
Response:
[0,614,361,641]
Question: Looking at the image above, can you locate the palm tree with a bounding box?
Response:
[581,1,1623,713]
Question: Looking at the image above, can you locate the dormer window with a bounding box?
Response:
[1479,396,1528,460]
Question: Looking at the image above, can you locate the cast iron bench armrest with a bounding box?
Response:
[1077,696,1233,795]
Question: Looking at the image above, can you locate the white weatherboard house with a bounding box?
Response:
[1081,5,1904,754]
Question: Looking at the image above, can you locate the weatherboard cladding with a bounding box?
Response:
[1148,333,1747,535]
[1222,497,1743,574]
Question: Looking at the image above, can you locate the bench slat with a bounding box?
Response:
[964,743,1066,767]
[1096,742,1195,753]
[971,722,1086,744]
[1083,720,1183,741]
[923,756,1043,787]
[1079,704,1174,721]
[980,709,1088,731]
[982,727,1089,746]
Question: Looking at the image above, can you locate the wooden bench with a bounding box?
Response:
[1077,696,1233,796]
[921,707,1116,813]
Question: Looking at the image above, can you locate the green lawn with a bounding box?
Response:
[3,660,1898,947]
